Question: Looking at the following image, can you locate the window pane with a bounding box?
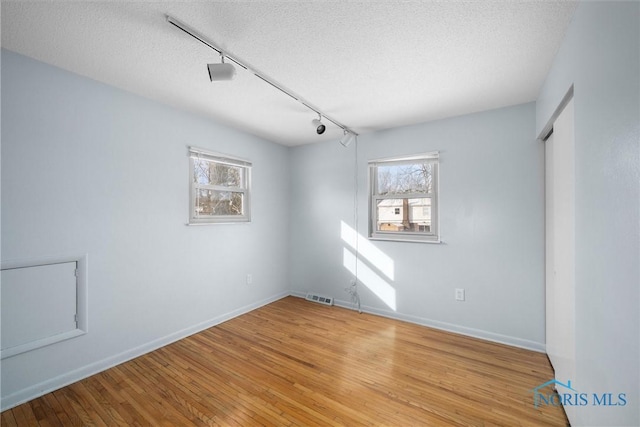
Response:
[194,189,244,216]
[376,163,433,195]
[193,160,243,187]
[376,198,431,233]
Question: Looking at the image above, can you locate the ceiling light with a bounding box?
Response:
[207,53,236,81]
[167,16,357,138]
[312,114,326,135]
[340,130,355,147]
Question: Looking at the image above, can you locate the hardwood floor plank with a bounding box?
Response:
[28,397,63,427]
[1,297,568,426]
[91,370,148,426]
[107,364,174,425]
[40,392,75,426]
[54,386,107,427]
[13,400,40,426]
[1,410,19,427]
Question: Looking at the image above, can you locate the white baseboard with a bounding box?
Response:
[289,290,308,299]
[2,290,544,411]
[291,291,545,353]
[0,291,289,411]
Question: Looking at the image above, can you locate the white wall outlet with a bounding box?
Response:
[246,274,253,285]
[455,288,465,301]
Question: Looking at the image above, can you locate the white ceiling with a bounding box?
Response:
[1,1,577,146]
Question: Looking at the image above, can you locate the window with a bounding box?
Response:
[369,152,439,242]
[189,147,251,224]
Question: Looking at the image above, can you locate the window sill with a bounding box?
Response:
[370,234,441,244]
[186,220,251,226]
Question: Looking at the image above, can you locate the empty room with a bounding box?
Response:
[1,1,638,426]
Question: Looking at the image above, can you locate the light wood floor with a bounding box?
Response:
[2,296,568,426]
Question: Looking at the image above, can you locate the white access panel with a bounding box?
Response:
[1,262,78,353]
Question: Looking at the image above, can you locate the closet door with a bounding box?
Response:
[545,98,575,387]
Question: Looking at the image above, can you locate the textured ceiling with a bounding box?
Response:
[1,1,577,146]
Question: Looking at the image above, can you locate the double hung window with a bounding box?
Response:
[189,147,251,224]
[369,153,439,242]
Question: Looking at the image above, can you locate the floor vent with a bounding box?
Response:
[305,293,334,306]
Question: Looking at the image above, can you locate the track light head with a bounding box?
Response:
[207,53,236,81]
[339,131,355,147]
[207,63,236,81]
[312,116,326,135]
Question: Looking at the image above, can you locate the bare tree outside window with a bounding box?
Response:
[377,163,433,195]
[193,161,244,216]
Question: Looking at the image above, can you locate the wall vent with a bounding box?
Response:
[305,293,334,306]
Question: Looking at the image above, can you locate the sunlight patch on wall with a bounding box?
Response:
[341,221,394,280]
[343,248,397,311]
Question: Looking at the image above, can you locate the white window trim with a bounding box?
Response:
[188,147,252,225]
[369,152,440,243]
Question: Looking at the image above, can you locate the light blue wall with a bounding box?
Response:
[290,102,546,350]
[1,49,290,408]
[537,2,639,426]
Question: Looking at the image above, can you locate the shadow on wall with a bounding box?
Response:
[340,221,397,311]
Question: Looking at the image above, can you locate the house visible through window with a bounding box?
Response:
[369,152,439,242]
[189,147,251,224]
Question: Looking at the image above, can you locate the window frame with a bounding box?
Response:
[188,147,252,225]
[369,152,439,243]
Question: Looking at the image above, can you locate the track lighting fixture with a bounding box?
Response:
[312,114,326,135]
[339,130,355,147]
[167,16,357,138]
[207,53,236,81]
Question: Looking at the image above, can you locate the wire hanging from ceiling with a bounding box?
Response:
[166,15,358,139]
[344,134,361,313]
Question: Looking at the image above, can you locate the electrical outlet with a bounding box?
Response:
[246,274,253,285]
[455,288,465,301]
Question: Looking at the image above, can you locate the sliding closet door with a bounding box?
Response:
[545,98,576,388]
